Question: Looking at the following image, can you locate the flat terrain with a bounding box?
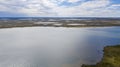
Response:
[82,45,120,67]
[0,18,120,28]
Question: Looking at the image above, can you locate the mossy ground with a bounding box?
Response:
[82,45,120,67]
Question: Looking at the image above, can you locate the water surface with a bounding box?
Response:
[0,27,120,67]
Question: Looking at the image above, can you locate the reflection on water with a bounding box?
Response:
[0,27,120,67]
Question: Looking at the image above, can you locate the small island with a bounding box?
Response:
[82,45,120,67]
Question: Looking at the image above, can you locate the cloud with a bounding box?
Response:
[67,0,81,3]
[111,4,120,7]
[79,0,110,9]
[0,0,120,17]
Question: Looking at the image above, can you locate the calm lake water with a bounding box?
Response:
[0,27,120,67]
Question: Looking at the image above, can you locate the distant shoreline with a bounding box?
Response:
[0,18,120,28]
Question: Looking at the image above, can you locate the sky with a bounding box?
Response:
[0,0,120,17]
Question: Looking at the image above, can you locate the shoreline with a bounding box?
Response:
[0,19,120,28]
[0,24,120,29]
[0,25,120,30]
[82,45,120,67]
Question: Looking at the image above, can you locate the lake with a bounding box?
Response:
[0,27,120,67]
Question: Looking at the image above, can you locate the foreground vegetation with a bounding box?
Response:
[82,45,120,67]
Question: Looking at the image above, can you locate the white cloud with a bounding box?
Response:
[111,4,120,7]
[67,0,81,3]
[0,4,8,11]
[0,0,120,17]
[79,0,110,9]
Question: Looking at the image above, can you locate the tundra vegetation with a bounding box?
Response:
[0,18,120,28]
[82,45,120,67]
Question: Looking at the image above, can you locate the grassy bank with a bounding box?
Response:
[82,45,120,67]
